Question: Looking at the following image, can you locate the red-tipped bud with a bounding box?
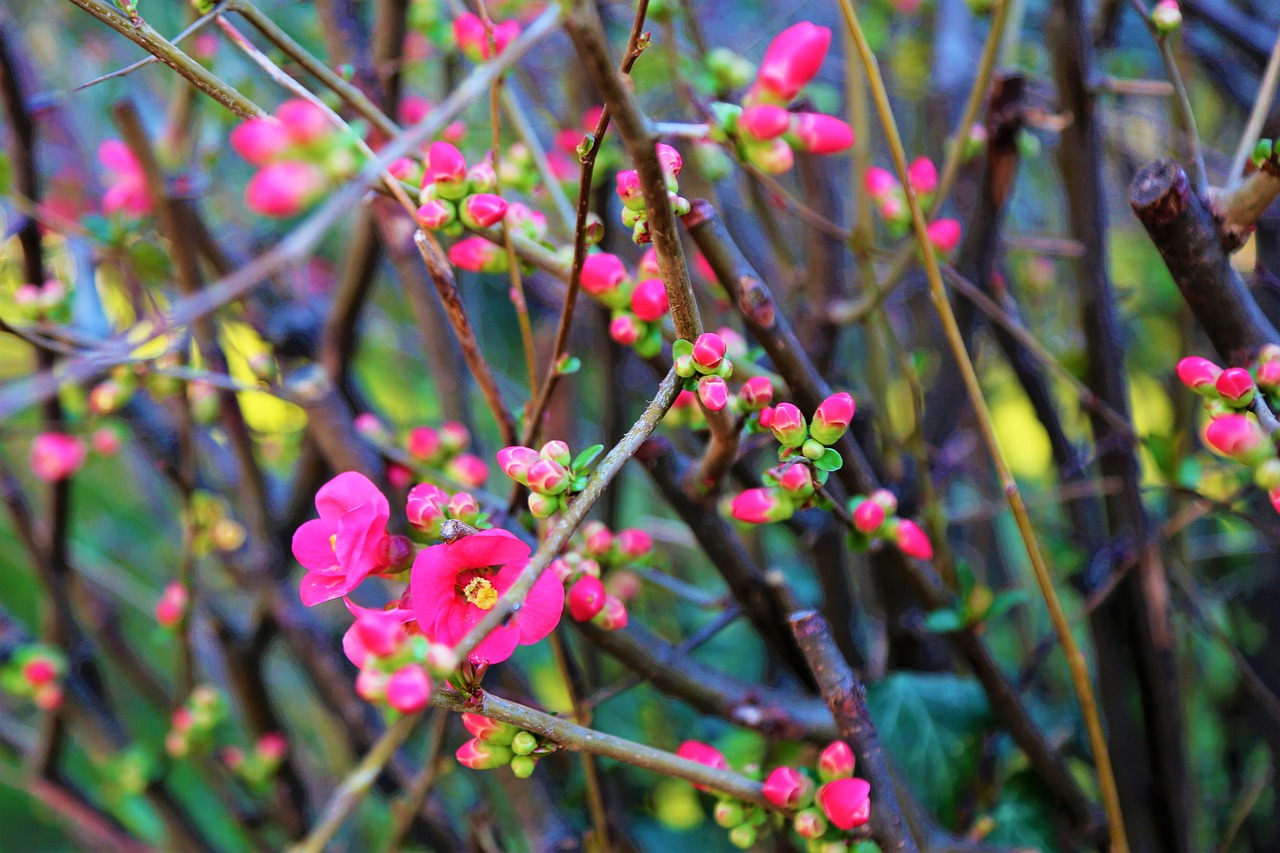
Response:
[656,143,683,178]
[697,375,730,411]
[539,440,571,468]
[746,137,795,175]
[811,392,856,444]
[276,99,330,144]
[440,421,470,453]
[456,738,515,770]
[354,413,388,440]
[497,445,540,485]
[864,166,898,199]
[582,252,629,296]
[461,713,518,744]
[756,22,832,102]
[907,157,938,194]
[230,118,291,166]
[582,520,614,555]
[445,492,479,521]
[385,666,431,714]
[1216,367,1256,406]
[692,332,728,372]
[453,13,520,62]
[526,459,569,495]
[416,199,456,230]
[677,741,728,790]
[445,453,489,488]
[91,427,122,457]
[256,733,288,764]
[593,594,629,630]
[927,218,962,254]
[770,402,808,447]
[1258,361,1280,389]
[246,162,325,217]
[568,575,607,622]
[610,314,642,346]
[816,777,872,830]
[1176,356,1222,393]
[30,432,86,483]
[764,766,814,809]
[424,141,468,190]
[739,104,792,141]
[447,237,507,273]
[460,193,508,228]
[406,426,442,461]
[616,528,653,558]
[616,169,645,209]
[730,488,793,524]
[739,377,774,412]
[406,483,449,530]
[1205,414,1268,461]
[23,658,58,686]
[794,808,828,839]
[630,278,670,321]
[894,519,934,560]
[852,499,886,535]
[155,582,189,629]
[775,462,815,496]
[791,113,854,154]
[819,740,855,781]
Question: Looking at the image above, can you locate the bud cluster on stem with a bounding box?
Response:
[499,439,604,519]
[846,489,934,560]
[616,143,690,244]
[549,520,652,630]
[457,711,554,778]
[0,644,66,711]
[581,248,671,358]
[166,685,228,758]
[864,159,961,253]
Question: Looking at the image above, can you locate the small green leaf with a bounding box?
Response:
[555,355,582,376]
[571,444,604,472]
[923,609,965,633]
[813,447,843,472]
[672,339,694,358]
[984,590,1029,622]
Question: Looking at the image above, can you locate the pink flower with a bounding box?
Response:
[819,740,855,781]
[246,162,326,217]
[230,118,292,166]
[739,104,792,141]
[30,432,86,482]
[155,582,189,629]
[453,13,520,62]
[811,392,856,444]
[275,99,331,144]
[927,219,962,255]
[697,375,729,412]
[763,766,813,809]
[770,402,808,448]
[817,777,872,830]
[1176,356,1222,393]
[581,252,628,297]
[341,599,414,666]
[1216,367,1256,406]
[894,519,934,560]
[864,166,898,200]
[630,278,670,321]
[460,193,509,229]
[568,575,607,621]
[385,665,432,713]
[853,499,886,535]
[446,454,489,488]
[730,488,793,524]
[448,236,507,273]
[677,740,728,791]
[291,472,392,606]
[756,22,831,102]
[907,157,938,194]
[692,332,727,372]
[409,530,564,664]
[740,377,775,411]
[791,113,855,154]
[98,140,152,217]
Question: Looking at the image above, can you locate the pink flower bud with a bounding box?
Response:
[692,332,727,372]
[1176,356,1223,394]
[440,421,470,453]
[407,426,442,461]
[467,160,497,193]
[245,162,325,217]
[497,445,540,485]
[453,14,520,62]
[30,432,86,482]
[746,137,795,175]
[1204,414,1267,461]
[568,575,607,621]
[864,166,898,200]
[764,766,814,809]
[155,582,189,629]
[739,104,792,141]
[1153,0,1181,34]
[582,252,629,297]
[816,777,872,830]
[927,218,962,255]
[616,528,653,558]
[445,453,489,488]
[615,169,645,209]
[91,427,122,457]
[907,157,938,195]
[456,738,514,770]
[811,392,856,445]
[775,462,814,496]
[1215,367,1256,406]
[791,113,855,154]
[610,314,642,346]
[416,199,456,230]
[257,733,288,764]
[446,491,480,520]
[462,713,519,745]
[639,248,662,279]
[388,463,413,491]
[1258,360,1280,389]
[424,141,468,189]
[677,740,729,790]
[577,558,602,579]
[656,143,683,178]
[354,413,388,440]
[593,594,629,630]
[630,278,670,321]
[852,499,886,535]
[526,459,570,495]
[407,483,449,530]
[448,236,507,273]
[230,118,291,166]
[582,521,614,555]
[23,658,58,686]
[385,665,431,714]
[353,610,405,660]
[894,519,934,560]
[460,193,508,228]
[551,558,574,582]
[355,668,386,702]
[756,22,832,102]
[540,440,571,467]
[730,488,793,524]
[275,99,330,144]
[819,740,855,781]
[770,402,808,447]
[697,375,729,411]
[739,376,774,411]
[793,808,828,839]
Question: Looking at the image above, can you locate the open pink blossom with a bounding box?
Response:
[292,472,392,606]
[410,529,563,665]
[341,599,415,667]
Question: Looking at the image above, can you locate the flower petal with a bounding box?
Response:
[509,567,565,646]
[292,519,341,574]
[315,472,390,527]
[300,571,349,607]
[446,529,530,568]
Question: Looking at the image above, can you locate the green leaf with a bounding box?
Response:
[922,609,965,633]
[571,444,604,472]
[985,774,1061,852]
[813,447,843,472]
[672,339,694,359]
[555,356,582,376]
[985,590,1030,622]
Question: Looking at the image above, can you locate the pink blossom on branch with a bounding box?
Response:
[291,472,393,606]
[816,776,872,830]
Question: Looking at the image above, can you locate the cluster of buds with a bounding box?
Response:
[231,99,360,218]
[29,431,87,483]
[346,602,435,715]
[673,332,735,412]
[864,160,962,254]
[771,741,873,849]
[98,139,152,219]
[452,12,520,63]
[729,393,856,524]
[10,279,71,324]
[580,250,670,358]
[154,581,190,630]
[0,644,66,711]
[616,143,688,244]
[405,482,490,539]
[676,741,765,848]
[1153,0,1182,35]
[846,490,934,561]
[187,491,248,557]
[710,23,854,175]
[444,203,548,275]
[398,418,489,489]
[550,520,651,630]
[498,440,603,519]
[166,685,228,758]
[222,733,289,790]
[415,141,510,237]
[456,712,556,778]
[1177,353,1280,513]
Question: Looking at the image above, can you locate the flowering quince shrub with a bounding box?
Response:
[12,0,1280,850]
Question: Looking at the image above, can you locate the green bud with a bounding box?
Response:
[728,824,757,849]
[510,755,537,778]
[713,799,745,828]
[511,730,538,756]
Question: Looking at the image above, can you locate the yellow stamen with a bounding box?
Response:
[329,534,338,552]
[463,577,498,611]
